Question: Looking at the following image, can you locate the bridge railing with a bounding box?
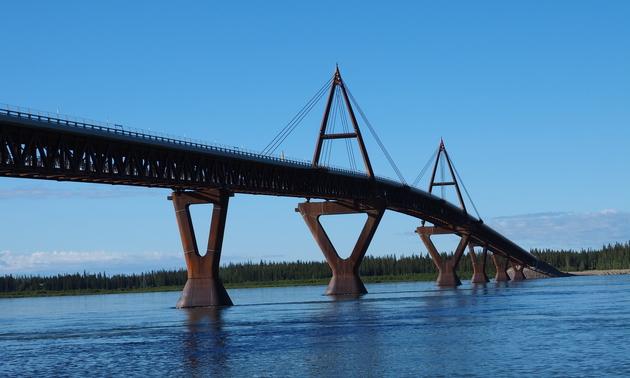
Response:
[1,103,309,164]
[1,103,408,188]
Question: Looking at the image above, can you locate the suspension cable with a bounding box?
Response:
[322,87,340,166]
[448,155,482,220]
[411,147,439,188]
[262,76,333,156]
[345,85,408,185]
[338,91,357,171]
[440,152,446,199]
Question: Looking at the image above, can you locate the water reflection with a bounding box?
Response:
[305,295,385,377]
[4,278,630,377]
[329,293,364,301]
[182,307,230,376]
[471,282,488,290]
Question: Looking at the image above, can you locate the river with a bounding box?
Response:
[2,275,630,377]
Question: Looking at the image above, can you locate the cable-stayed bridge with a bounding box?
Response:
[0,68,565,307]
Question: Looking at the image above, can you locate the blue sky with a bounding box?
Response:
[1,1,629,275]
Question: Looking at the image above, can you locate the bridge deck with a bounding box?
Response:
[0,108,538,268]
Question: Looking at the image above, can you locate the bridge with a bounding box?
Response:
[0,67,565,307]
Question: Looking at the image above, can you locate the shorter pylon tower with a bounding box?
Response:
[427,138,467,216]
[416,139,480,286]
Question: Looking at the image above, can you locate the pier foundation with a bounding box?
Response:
[510,262,527,281]
[170,189,233,308]
[297,199,385,295]
[492,254,511,282]
[416,227,469,286]
[469,243,490,284]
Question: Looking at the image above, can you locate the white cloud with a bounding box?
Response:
[222,253,286,263]
[0,250,185,276]
[4,209,628,276]
[0,249,294,276]
[486,210,630,250]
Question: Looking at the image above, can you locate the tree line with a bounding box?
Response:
[530,241,630,272]
[0,270,188,294]
[2,241,629,294]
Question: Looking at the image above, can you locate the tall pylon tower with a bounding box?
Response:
[312,65,375,179]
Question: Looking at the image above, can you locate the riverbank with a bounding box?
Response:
[0,273,443,299]
[4,269,629,299]
[567,269,630,276]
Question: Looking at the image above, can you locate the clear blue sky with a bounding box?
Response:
[2,1,629,276]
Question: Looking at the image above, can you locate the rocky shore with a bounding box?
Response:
[567,269,630,276]
[508,268,630,280]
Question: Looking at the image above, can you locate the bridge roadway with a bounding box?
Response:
[0,106,560,305]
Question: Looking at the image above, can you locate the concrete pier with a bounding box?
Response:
[416,226,469,287]
[469,244,490,284]
[493,254,511,282]
[297,199,385,295]
[170,189,233,308]
[510,262,527,281]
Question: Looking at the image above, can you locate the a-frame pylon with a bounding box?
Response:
[300,66,385,296]
[427,138,467,215]
[312,66,375,179]
[416,139,481,286]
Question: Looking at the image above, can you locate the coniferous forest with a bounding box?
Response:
[1,242,629,297]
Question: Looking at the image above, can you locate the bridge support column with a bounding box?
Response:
[169,189,233,308]
[469,243,490,284]
[492,254,511,282]
[416,227,470,287]
[297,199,386,295]
[511,262,527,281]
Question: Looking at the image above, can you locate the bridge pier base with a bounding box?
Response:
[416,227,469,287]
[493,255,511,282]
[511,262,527,281]
[170,189,234,308]
[326,260,368,296]
[469,244,490,284]
[297,199,385,296]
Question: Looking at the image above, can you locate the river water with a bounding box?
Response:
[2,275,630,377]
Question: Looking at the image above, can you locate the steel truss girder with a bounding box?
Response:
[0,121,378,195]
[0,114,538,268]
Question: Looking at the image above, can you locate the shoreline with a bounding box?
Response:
[567,269,630,276]
[3,269,629,299]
